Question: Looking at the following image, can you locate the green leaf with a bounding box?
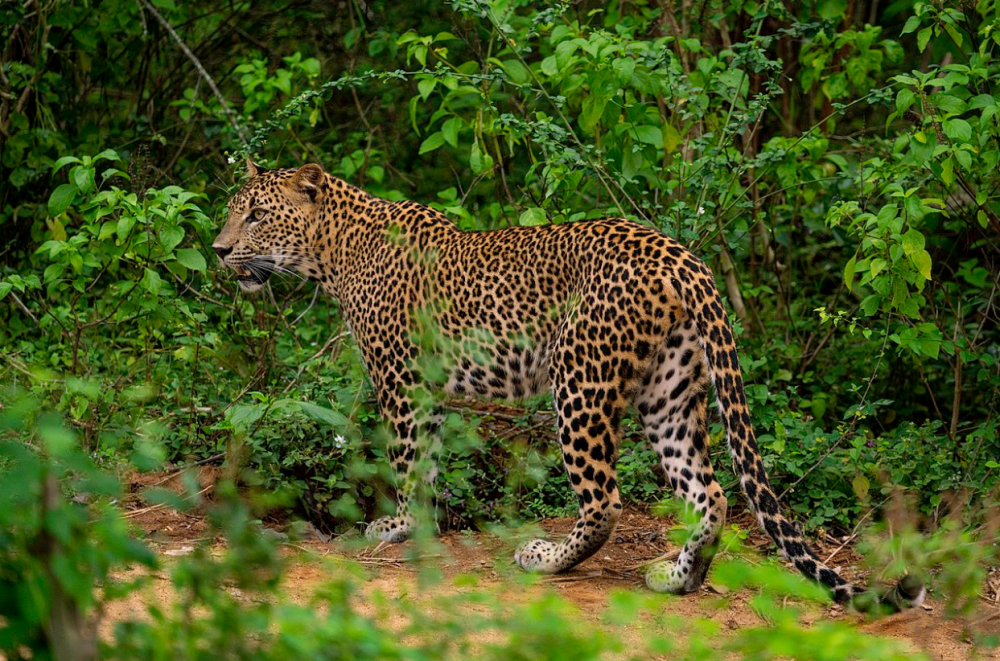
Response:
[470,142,494,175]
[176,248,207,272]
[48,184,77,216]
[518,207,547,226]
[860,294,880,316]
[901,16,921,35]
[502,59,530,85]
[634,125,663,148]
[142,268,162,295]
[895,88,915,112]
[442,117,461,148]
[944,22,963,48]
[419,132,445,155]
[662,124,681,153]
[0,282,11,301]
[227,404,265,432]
[52,156,81,173]
[117,215,136,241]
[817,0,847,20]
[852,475,870,501]
[417,78,436,100]
[934,94,967,115]
[92,148,120,163]
[72,166,94,193]
[916,338,940,359]
[870,258,887,277]
[540,56,558,78]
[612,58,635,84]
[159,225,184,253]
[297,401,350,431]
[911,249,932,280]
[580,95,608,131]
[941,156,954,186]
[843,254,857,292]
[943,117,972,142]
[917,27,933,52]
[904,194,925,222]
[901,228,925,256]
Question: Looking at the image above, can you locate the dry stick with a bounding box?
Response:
[822,504,881,565]
[624,548,682,572]
[950,301,963,441]
[543,570,603,583]
[122,484,213,520]
[8,290,40,325]
[148,452,226,487]
[138,0,247,146]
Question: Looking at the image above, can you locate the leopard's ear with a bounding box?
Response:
[288,163,326,203]
[246,158,265,179]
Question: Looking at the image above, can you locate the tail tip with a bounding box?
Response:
[849,574,926,614]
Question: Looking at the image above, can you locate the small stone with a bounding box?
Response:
[260,527,288,542]
[163,546,194,556]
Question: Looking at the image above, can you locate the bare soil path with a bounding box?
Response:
[111,470,1000,661]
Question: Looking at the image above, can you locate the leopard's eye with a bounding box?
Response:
[247,209,268,225]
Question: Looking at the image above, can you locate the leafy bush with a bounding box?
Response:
[2,0,999,542]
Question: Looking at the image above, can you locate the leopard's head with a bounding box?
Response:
[213,160,326,292]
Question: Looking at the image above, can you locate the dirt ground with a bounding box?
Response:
[107,468,1000,660]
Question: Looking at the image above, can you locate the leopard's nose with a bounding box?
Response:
[213,245,233,260]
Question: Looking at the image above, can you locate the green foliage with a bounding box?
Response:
[7,398,983,660]
[1,0,998,564]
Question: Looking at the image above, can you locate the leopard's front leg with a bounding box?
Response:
[364,369,442,543]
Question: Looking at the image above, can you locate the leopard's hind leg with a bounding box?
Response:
[637,319,727,593]
[514,297,655,574]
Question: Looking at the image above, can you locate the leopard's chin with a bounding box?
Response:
[237,279,265,293]
[233,260,273,291]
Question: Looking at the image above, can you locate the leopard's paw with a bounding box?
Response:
[645,560,687,594]
[514,539,563,574]
[365,516,414,543]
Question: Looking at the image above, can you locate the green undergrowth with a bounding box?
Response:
[5,394,998,661]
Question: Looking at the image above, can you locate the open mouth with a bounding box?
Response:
[234,259,274,287]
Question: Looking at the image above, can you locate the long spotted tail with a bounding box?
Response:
[669,252,924,612]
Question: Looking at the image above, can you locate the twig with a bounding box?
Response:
[148,453,225,487]
[8,291,40,324]
[122,484,213,519]
[823,506,879,565]
[542,570,603,583]
[283,331,349,393]
[492,416,555,441]
[950,301,962,441]
[624,548,681,571]
[138,0,247,145]
[290,285,322,327]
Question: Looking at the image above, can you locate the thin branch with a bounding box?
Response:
[8,290,40,325]
[138,0,248,145]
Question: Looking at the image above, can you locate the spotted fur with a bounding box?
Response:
[213,160,923,612]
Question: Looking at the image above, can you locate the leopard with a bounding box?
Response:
[212,160,925,612]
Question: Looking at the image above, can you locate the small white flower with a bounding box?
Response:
[697,206,706,215]
[227,156,236,165]
[333,435,347,449]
